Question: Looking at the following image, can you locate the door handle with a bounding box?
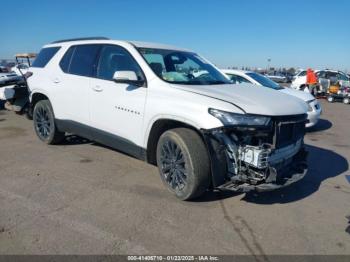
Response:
[92,85,103,92]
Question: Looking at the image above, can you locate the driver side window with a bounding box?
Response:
[97,45,144,81]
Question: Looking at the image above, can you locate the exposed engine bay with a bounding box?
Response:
[202,114,308,192]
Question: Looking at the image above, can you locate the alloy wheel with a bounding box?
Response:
[35,106,51,139]
[160,140,187,191]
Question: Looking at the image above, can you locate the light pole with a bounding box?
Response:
[267,58,271,73]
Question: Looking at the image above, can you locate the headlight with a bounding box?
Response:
[209,108,271,126]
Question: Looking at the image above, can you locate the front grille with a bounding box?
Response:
[273,114,306,148]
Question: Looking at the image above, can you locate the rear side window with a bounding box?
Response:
[59,47,75,73]
[68,45,101,77]
[32,47,60,68]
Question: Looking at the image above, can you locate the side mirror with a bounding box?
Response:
[113,71,145,87]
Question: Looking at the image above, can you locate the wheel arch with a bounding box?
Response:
[145,118,206,166]
[30,90,51,110]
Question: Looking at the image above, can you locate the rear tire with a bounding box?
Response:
[156,128,210,201]
[33,100,65,144]
[343,97,350,104]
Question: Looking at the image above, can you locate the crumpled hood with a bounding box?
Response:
[280,87,315,102]
[172,83,308,116]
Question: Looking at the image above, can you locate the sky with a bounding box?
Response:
[1,0,350,71]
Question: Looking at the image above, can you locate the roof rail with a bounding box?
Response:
[51,37,110,44]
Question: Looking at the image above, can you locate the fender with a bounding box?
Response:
[143,114,203,148]
[29,88,51,103]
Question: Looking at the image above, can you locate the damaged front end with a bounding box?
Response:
[202,113,308,192]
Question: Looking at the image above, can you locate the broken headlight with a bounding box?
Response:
[209,108,271,126]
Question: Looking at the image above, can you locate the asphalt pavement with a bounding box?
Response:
[0,100,349,255]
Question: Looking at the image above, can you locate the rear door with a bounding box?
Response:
[89,44,147,147]
[52,44,101,126]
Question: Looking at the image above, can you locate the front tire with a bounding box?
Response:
[156,128,210,200]
[33,100,65,144]
[327,96,335,103]
[343,97,350,104]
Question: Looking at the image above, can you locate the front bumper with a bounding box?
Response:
[216,148,308,192]
[202,124,308,193]
[306,103,322,128]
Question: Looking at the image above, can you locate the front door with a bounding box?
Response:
[89,44,147,149]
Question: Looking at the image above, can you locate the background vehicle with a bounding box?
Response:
[0,70,22,86]
[317,70,350,86]
[27,38,308,200]
[0,54,36,115]
[0,66,8,72]
[291,69,350,94]
[11,63,30,75]
[291,70,308,90]
[11,53,36,76]
[326,89,350,104]
[222,69,321,128]
[265,73,287,83]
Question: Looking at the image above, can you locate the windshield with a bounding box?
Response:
[246,72,284,90]
[338,72,349,81]
[17,64,29,69]
[138,48,231,85]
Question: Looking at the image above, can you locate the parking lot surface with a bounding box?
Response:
[0,100,349,255]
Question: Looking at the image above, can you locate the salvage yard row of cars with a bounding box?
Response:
[0,37,346,200]
[0,54,33,85]
[291,69,350,104]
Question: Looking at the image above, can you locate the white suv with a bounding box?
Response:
[27,37,308,200]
